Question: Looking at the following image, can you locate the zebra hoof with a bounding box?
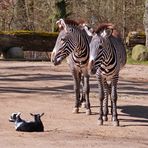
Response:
[72,108,79,114]
[97,120,103,125]
[85,109,91,115]
[112,120,119,126]
[103,116,108,121]
[81,102,86,108]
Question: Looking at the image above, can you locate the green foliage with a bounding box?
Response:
[55,0,71,19]
[51,0,71,32]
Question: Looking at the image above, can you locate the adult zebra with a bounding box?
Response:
[88,24,126,126]
[51,19,92,115]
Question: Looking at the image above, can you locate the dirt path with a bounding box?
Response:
[0,61,147,148]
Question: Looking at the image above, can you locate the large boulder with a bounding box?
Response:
[6,47,24,59]
[132,45,148,61]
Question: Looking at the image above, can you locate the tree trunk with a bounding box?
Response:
[1,17,6,30]
[27,0,35,30]
[122,0,127,41]
[13,0,28,30]
[143,0,148,47]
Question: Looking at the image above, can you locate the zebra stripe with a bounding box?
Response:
[51,19,92,115]
[89,27,126,126]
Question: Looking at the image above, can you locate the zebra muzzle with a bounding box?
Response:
[53,57,62,66]
[51,52,61,65]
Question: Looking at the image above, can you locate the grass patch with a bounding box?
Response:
[126,48,148,65]
[127,55,148,65]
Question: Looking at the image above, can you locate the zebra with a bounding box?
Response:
[51,19,92,115]
[88,23,126,126]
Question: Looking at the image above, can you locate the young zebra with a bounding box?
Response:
[88,24,126,126]
[51,19,92,115]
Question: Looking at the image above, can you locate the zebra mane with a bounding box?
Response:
[64,19,80,26]
[95,23,121,38]
[95,23,115,34]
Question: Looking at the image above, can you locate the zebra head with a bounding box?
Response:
[51,19,79,66]
[88,29,113,75]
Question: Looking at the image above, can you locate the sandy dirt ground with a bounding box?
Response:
[0,61,147,148]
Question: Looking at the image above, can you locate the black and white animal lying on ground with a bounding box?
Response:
[9,112,44,132]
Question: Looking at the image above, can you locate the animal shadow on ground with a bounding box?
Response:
[119,105,148,127]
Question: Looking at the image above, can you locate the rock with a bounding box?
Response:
[132,45,148,61]
[7,47,24,59]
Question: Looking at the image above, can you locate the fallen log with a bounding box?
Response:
[126,31,146,49]
[0,31,58,52]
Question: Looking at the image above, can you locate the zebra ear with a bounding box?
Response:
[30,113,34,116]
[56,19,67,32]
[40,113,44,117]
[82,24,94,36]
[101,29,112,38]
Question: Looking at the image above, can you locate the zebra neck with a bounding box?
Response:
[69,28,90,67]
[72,47,89,67]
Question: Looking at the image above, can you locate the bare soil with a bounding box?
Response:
[0,61,147,148]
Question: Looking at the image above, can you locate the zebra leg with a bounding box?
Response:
[72,70,81,114]
[83,75,91,115]
[80,75,86,108]
[97,75,104,125]
[107,83,113,115]
[80,94,86,108]
[103,80,108,121]
[111,76,119,126]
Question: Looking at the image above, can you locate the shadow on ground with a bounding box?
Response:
[119,105,148,126]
